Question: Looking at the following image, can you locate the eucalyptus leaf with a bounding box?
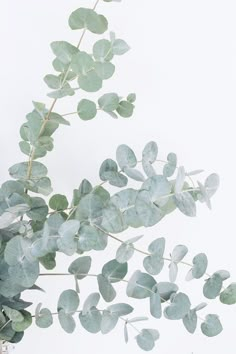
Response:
[11,310,32,332]
[143,239,164,275]
[93,39,112,61]
[116,243,134,263]
[49,194,68,211]
[35,307,53,328]
[182,309,197,334]
[203,273,223,299]
[94,61,115,80]
[126,271,156,299]
[163,153,177,177]
[164,292,191,320]
[101,310,118,334]
[116,101,134,118]
[106,303,133,316]
[102,259,128,283]
[173,192,196,217]
[79,307,102,333]
[112,39,130,55]
[50,41,78,64]
[175,166,185,193]
[136,329,159,351]
[57,289,80,314]
[78,70,103,92]
[116,144,137,170]
[77,99,97,120]
[220,283,236,305]
[69,8,108,34]
[68,256,92,280]
[201,314,223,337]
[171,245,188,263]
[186,253,208,280]
[98,93,119,112]
[150,291,162,319]
[82,293,100,315]
[97,274,116,302]
[58,310,76,333]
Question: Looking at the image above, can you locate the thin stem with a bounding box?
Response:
[39,272,98,278]
[93,224,213,279]
[0,320,11,333]
[62,111,77,117]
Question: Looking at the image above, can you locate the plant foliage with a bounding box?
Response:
[0,0,234,352]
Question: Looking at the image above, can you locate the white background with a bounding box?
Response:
[0,1,236,353]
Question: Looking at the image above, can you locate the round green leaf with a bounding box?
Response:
[77,99,97,120]
[102,259,128,283]
[35,307,53,328]
[98,93,119,112]
[116,101,134,118]
[49,194,68,211]
[116,144,137,170]
[97,274,116,302]
[203,273,223,299]
[78,70,103,92]
[201,314,223,337]
[57,289,80,314]
[182,310,197,334]
[11,310,32,332]
[68,256,92,280]
[164,292,191,320]
[69,8,108,34]
[220,283,236,305]
[93,39,112,61]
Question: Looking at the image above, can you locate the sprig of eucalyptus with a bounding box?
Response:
[0,0,235,352]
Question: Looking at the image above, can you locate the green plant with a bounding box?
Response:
[0,0,235,352]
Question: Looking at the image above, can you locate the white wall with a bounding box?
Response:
[0,1,236,353]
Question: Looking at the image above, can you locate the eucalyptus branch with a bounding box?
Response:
[24,0,100,188]
[0,0,233,351]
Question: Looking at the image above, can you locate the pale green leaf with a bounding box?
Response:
[78,70,103,92]
[116,243,134,263]
[69,8,108,34]
[116,101,134,118]
[126,271,156,299]
[57,289,80,314]
[93,39,112,61]
[116,144,137,170]
[112,39,130,55]
[102,259,128,283]
[58,310,76,333]
[203,274,223,299]
[35,307,53,328]
[50,41,78,64]
[220,283,236,305]
[71,51,94,75]
[77,99,97,120]
[49,194,68,211]
[11,310,32,332]
[68,256,92,280]
[173,192,196,217]
[150,291,162,319]
[97,274,116,302]
[201,314,223,337]
[101,310,118,334]
[183,309,197,334]
[44,74,61,89]
[164,292,191,320]
[98,93,119,112]
[94,61,115,80]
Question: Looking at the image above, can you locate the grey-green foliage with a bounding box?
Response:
[0,0,234,352]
